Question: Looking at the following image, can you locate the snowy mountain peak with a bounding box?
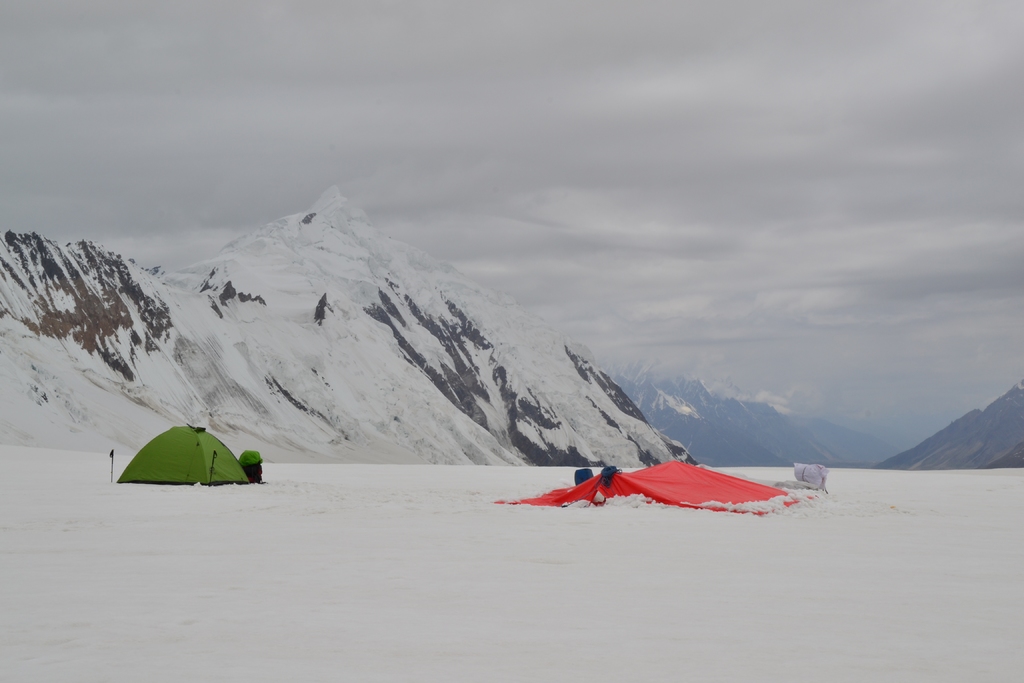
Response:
[652,389,699,418]
[311,185,348,212]
[307,185,374,234]
[2,193,691,468]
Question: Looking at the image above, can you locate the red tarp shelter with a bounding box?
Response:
[505,461,796,514]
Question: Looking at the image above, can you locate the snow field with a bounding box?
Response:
[2,446,1023,682]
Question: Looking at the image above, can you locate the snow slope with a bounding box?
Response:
[0,189,689,466]
[3,444,1023,682]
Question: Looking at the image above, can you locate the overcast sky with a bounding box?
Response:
[3,1,1024,448]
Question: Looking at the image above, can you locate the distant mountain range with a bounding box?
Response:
[878,380,1024,469]
[612,367,894,467]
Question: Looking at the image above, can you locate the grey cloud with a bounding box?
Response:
[2,1,1024,444]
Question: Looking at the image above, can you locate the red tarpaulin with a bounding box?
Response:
[504,461,796,514]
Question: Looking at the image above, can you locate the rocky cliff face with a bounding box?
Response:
[0,188,691,467]
[878,381,1024,469]
[1,232,172,382]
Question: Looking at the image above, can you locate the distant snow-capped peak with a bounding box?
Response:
[1,189,692,467]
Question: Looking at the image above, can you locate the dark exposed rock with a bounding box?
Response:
[365,303,460,403]
[404,294,489,401]
[363,288,662,467]
[4,231,77,287]
[364,296,490,429]
[301,212,316,224]
[99,347,135,382]
[219,280,266,306]
[492,364,592,467]
[402,294,492,423]
[588,397,621,430]
[199,268,217,292]
[445,300,492,350]
[378,290,406,327]
[594,373,646,422]
[219,281,236,305]
[365,303,427,367]
[265,375,330,424]
[566,348,590,383]
[663,438,697,464]
[30,384,48,404]
[1,241,28,290]
[314,293,332,326]
[625,435,662,467]
[517,393,562,430]
[237,291,266,305]
[75,240,172,341]
[1,232,172,381]
[512,435,590,468]
[564,346,646,422]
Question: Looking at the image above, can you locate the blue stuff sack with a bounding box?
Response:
[574,468,594,486]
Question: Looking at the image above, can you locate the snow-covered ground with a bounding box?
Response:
[3,445,1023,682]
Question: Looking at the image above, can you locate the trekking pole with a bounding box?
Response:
[209,450,218,484]
[109,449,114,483]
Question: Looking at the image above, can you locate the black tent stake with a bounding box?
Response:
[109,449,114,483]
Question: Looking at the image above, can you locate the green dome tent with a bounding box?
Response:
[117,426,249,485]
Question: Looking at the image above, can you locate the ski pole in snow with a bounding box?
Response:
[209,450,218,484]
[109,449,114,483]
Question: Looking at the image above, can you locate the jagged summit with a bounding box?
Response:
[172,189,499,330]
[312,184,347,210]
[1,191,689,467]
[308,185,368,224]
